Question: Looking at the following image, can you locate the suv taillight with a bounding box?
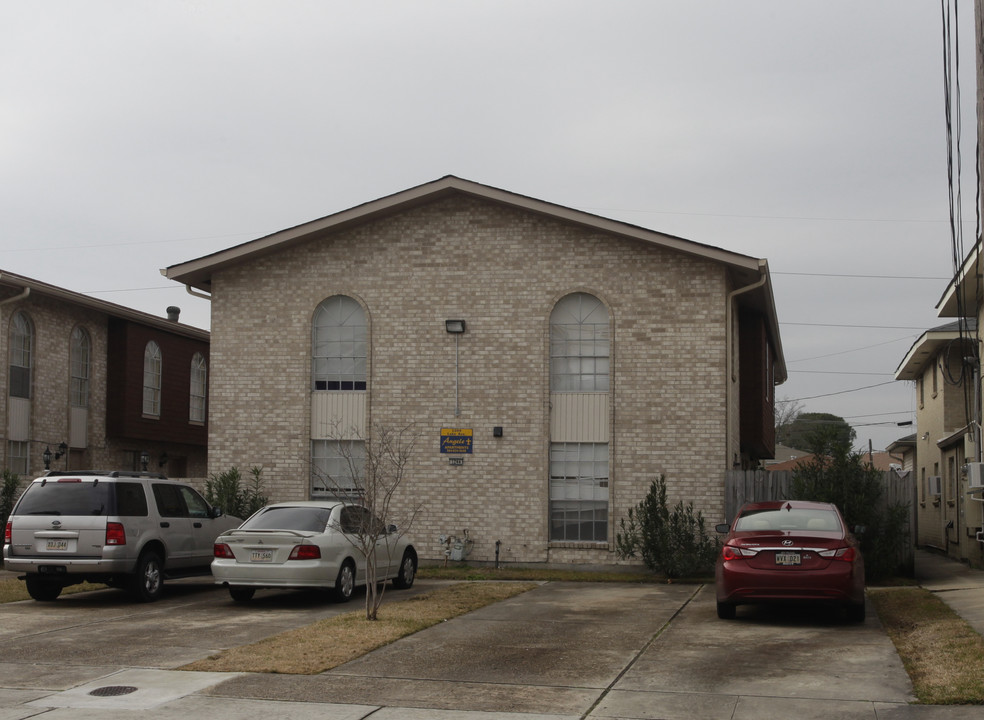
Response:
[105,522,126,546]
[4,521,10,545]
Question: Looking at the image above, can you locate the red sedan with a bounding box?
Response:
[715,500,866,622]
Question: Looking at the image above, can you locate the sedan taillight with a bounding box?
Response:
[721,544,758,561]
[214,543,235,559]
[105,522,126,546]
[288,544,321,560]
[819,547,857,562]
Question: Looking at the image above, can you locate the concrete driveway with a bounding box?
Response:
[0,577,977,719]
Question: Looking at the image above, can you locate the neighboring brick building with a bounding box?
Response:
[1,271,209,479]
[165,177,785,566]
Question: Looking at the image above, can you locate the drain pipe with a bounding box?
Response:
[725,260,768,471]
[0,277,31,307]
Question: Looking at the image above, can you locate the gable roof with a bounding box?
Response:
[895,318,977,380]
[162,175,782,373]
[0,269,209,341]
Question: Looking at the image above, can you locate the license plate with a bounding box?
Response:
[249,549,274,563]
[44,539,69,552]
[775,552,801,566]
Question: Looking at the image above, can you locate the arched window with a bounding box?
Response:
[190,352,207,423]
[9,311,33,399]
[312,295,367,391]
[549,293,610,543]
[143,341,162,417]
[70,327,91,408]
[550,292,610,392]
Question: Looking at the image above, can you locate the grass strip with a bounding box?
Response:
[180,581,537,675]
[870,587,984,705]
[0,578,105,603]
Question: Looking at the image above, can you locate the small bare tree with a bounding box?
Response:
[312,422,421,620]
[774,397,804,446]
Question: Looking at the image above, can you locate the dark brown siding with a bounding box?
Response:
[105,318,208,446]
[739,310,776,460]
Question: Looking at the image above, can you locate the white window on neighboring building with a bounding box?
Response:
[312,295,367,391]
[311,439,365,497]
[550,292,610,392]
[7,440,28,476]
[549,442,609,542]
[190,352,207,423]
[9,311,33,399]
[143,341,162,417]
[70,326,91,409]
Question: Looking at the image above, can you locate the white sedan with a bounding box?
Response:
[211,500,417,602]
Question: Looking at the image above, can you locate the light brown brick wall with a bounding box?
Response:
[207,196,732,565]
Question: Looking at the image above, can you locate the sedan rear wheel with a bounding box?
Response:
[229,586,256,602]
[334,560,355,602]
[392,549,417,589]
[716,601,736,620]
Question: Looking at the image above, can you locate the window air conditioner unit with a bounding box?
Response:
[966,463,984,489]
[927,476,942,496]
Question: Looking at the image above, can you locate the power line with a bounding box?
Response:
[787,381,897,402]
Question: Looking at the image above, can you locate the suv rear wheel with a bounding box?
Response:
[130,551,164,602]
[25,575,62,602]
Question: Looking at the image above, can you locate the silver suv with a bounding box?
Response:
[3,471,240,602]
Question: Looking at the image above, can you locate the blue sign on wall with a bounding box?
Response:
[440,428,473,454]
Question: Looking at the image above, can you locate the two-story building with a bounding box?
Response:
[2,271,209,479]
[164,176,785,566]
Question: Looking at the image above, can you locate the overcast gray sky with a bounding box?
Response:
[1,1,976,454]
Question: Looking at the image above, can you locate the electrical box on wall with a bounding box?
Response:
[965,462,984,489]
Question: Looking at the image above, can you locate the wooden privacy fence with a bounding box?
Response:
[724,469,915,571]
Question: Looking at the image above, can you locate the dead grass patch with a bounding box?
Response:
[870,587,984,705]
[181,581,537,675]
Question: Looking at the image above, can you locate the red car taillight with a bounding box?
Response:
[105,522,126,546]
[288,544,321,560]
[214,543,235,559]
[4,521,11,545]
[721,545,744,561]
[819,547,857,562]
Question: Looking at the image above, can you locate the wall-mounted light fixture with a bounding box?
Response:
[140,450,150,471]
[445,319,466,416]
[42,442,68,471]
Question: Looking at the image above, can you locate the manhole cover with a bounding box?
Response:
[88,686,138,697]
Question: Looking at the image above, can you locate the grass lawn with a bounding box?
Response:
[869,587,984,705]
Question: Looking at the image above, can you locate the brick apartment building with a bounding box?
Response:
[165,177,785,566]
[1,271,209,479]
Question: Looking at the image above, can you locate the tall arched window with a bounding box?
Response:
[550,292,610,392]
[312,295,367,391]
[190,352,207,423]
[9,311,33,399]
[70,327,91,409]
[549,293,611,543]
[143,341,162,417]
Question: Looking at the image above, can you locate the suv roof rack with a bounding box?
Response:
[43,470,169,480]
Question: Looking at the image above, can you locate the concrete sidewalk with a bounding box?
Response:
[3,552,984,719]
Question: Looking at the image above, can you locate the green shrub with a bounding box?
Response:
[0,469,21,530]
[204,466,268,520]
[788,428,910,580]
[616,475,717,579]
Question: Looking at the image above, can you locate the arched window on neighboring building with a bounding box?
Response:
[70,326,91,409]
[190,352,207,423]
[9,311,33,399]
[312,295,367,391]
[549,292,611,543]
[143,341,162,417]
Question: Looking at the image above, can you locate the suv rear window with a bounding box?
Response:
[14,481,149,517]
